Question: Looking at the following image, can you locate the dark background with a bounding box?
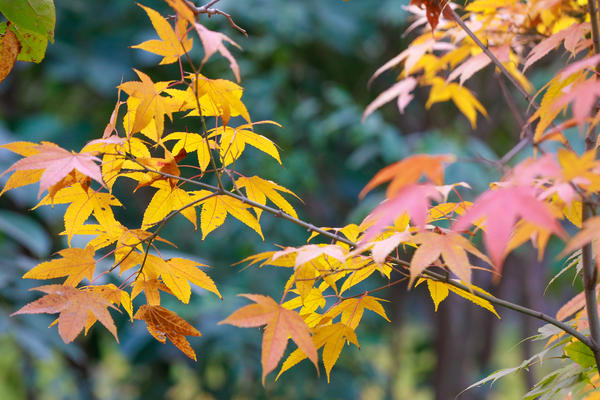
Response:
[0,1,578,399]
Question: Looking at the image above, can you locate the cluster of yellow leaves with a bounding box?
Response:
[2,0,301,364]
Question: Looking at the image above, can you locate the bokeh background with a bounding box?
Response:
[0,1,581,399]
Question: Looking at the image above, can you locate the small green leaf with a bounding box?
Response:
[564,341,596,368]
[0,0,55,62]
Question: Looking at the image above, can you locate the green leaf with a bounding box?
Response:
[565,341,596,368]
[0,0,55,62]
[0,0,55,40]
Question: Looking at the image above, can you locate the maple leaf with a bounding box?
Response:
[164,0,196,24]
[277,323,359,383]
[523,23,588,72]
[213,123,281,166]
[410,0,453,31]
[134,305,201,360]
[560,216,600,260]
[163,131,213,172]
[447,46,510,86]
[219,294,318,383]
[195,22,241,82]
[426,78,488,129]
[1,142,103,197]
[132,4,193,65]
[200,194,263,239]
[36,183,122,244]
[142,181,199,229]
[409,231,490,285]
[118,69,174,137]
[22,245,96,287]
[551,77,600,126]
[12,285,118,343]
[135,253,221,304]
[425,279,448,311]
[370,231,412,265]
[236,176,300,219]
[361,184,443,241]
[363,77,417,121]
[324,295,390,330]
[453,185,565,271]
[186,75,251,125]
[360,154,454,198]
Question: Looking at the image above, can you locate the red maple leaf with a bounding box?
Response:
[410,0,454,32]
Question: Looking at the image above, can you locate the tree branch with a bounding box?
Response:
[580,0,600,371]
[121,160,599,352]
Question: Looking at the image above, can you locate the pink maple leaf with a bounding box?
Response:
[361,184,442,242]
[1,142,103,196]
[195,23,241,82]
[453,185,565,271]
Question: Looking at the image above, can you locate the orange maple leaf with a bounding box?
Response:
[359,154,454,198]
[134,304,201,361]
[12,285,118,343]
[0,142,103,197]
[219,294,318,383]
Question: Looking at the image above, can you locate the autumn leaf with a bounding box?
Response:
[200,194,263,239]
[134,304,201,360]
[215,124,281,166]
[142,181,199,229]
[219,294,318,383]
[136,253,221,304]
[324,295,390,330]
[22,245,96,287]
[36,183,122,244]
[118,69,175,137]
[426,78,488,129]
[0,142,103,197]
[12,285,118,343]
[409,231,490,285]
[277,323,359,383]
[410,0,453,31]
[360,154,454,198]
[236,176,299,219]
[0,27,21,84]
[163,131,213,172]
[426,279,448,311]
[361,184,443,241]
[132,4,193,65]
[363,77,417,120]
[186,75,251,125]
[195,22,241,82]
[453,185,565,271]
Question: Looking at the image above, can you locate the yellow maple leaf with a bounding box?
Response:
[425,77,487,128]
[236,176,299,219]
[23,245,96,287]
[142,181,199,228]
[211,123,281,166]
[200,194,263,239]
[37,183,122,245]
[132,4,193,65]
